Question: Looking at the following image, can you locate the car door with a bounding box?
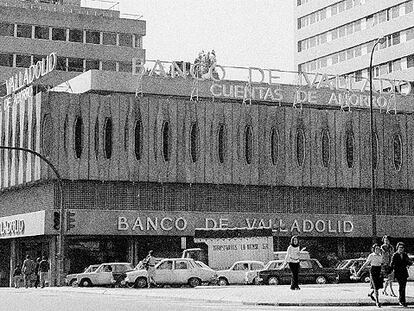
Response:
[279,263,291,284]
[298,260,312,284]
[154,260,174,285]
[227,263,249,284]
[172,260,191,284]
[95,264,113,285]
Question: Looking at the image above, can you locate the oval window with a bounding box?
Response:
[345,130,354,168]
[74,116,83,159]
[372,132,379,170]
[162,121,170,162]
[270,127,278,166]
[134,120,143,161]
[104,117,112,159]
[41,114,52,157]
[244,125,253,165]
[190,122,199,163]
[321,129,330,168]
[218,123,226,164]
[296,128,305,166]
[393,133,402,171]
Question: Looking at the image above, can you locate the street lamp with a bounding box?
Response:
[368,36,386,243]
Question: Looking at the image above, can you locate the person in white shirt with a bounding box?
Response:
[285,235,301,290]
[357,244,383,308]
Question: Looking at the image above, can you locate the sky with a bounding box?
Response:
[118,0,295,72]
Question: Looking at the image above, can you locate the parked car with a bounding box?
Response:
[122,258,217,288]
[216,260,265,286]
[65,264,100,286]
[76,262,134,287]
[335,258,366,283]
[407,254,414,281]
[246,260,284,285]
[257,259,339,285]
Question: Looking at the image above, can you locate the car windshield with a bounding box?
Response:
[336,260,348,269]
[195,261,210,269]
[84,265,99,273]
[264,261,283,270]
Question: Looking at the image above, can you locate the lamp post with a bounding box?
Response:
[368,36,386,243]
[0,146,65,286]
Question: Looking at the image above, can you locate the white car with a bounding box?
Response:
[123,258,217,288]
[408,255,414,281]
[246,260,285,285]
[76,262,134,287]
[216,260,265,286]
[65,264,100,286]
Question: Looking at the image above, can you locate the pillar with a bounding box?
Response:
[9,239,16,287]
[49,236,57,286]
[127,238,139,266]
[337,238,346,258]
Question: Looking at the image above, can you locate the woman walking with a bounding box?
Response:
[285,235,301,290]
[357,244,383,308]
[381,235,396,296]
[390,242,412,307]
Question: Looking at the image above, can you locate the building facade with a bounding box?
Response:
[294,0,414,81]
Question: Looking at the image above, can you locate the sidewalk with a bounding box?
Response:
[47,283,414,307]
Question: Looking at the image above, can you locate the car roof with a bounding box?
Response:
[160,258,194,261]
[99,262,132,265]
[234,260,264,264]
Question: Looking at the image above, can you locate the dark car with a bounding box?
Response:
[336,258,369,283]
[257,259,340,285]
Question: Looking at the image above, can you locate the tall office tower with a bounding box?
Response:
[0,0,146,93]
[294,0,414,82]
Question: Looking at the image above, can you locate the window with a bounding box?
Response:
[391,32,400,45]
[233,263,249,271]
[102,32,116,45]
[119,33,132,47]
[86,59,99,71]
[32,55,46,65]
[354,70,363,82]
[86,30,100,44]
[134,34,142,48]
[56,57,66,71]
[321,129,330,167]
[16,24,31,38]
[175,261,188,270]
[52,28,66,41]
[190,122,199,163]
[158,260,173,270]
[392,59,402,72]
[134,120,143,161]
[407,54,414,68]
[0,23,14,36]
[67,58,83,72]
[393,134,402,171]
[34,26,49,39]
[69,29,83,42]
[296,128,305,166]
[16,54,31,67]
[0,53,13,67]
[218,123,226,164]
[354,46,362,57]
[104,117,113,159]
[102,60,116,71]
[74,116,83,159]
[244,125,253,165]
[94,118,99,159]
[407,28,414,41]
[345,130,354,168]
[118,61,132,73]
[354,20,361,32]
[406,0,413,14]
[162,121,171,162]
[270,128,278,165]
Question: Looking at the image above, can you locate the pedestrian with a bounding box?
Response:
[21,255,36,288]
[381,235,396,297]
[12,264,22,288]
[38,256,50,288]
[285,235,301,290]
[390,242,412,307]
[34,257,41,288]
[357,243,383,308]
[143,250,157,288]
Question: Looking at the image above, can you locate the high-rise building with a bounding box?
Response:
[294,0,414,82]
[0,0,146,94]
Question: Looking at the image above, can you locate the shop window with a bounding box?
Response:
[102,60,116,71]
[162,121,171,162]
[345,130,354,168]
[393,134,402,171]
[104,117,113,159]
[86,59,99,71]
[52,27,66,41]
[134,120,143,161]
[56,57,67,71]
[270,127,278,166]
[190,122,199,163]
[69,29,83,43]
[217,123,226,164]
[16,24,32,38]
[0,22,14,37]
[321,129,330,168]
[34,26,49,40]
[86,30,100,44]
[42,114,53,157]
[74,116,83,159]
[118,61,132,73]
[103,32,116,45]
[68,58,83,72]
[0,53,13,67]
[119,33,132,47]
[244,125,253,165]
[16,54,31,68]
[94,118,99,159]
[296,128,305,166]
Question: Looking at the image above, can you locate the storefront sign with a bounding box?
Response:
[0,211,45,239]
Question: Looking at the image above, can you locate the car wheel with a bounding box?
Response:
[69,279,77,287]
[135,277,148,288]
[188,277,201,288]
[268,277,279,285]
[218,277,229,286]
[316,276,327,284]
[79,278,92,287]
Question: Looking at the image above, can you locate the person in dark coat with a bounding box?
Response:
[21,255,36,288]
[390,242,412,307]
[34,257,41,288]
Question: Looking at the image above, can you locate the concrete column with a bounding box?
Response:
[127,238,139,266]
[49,236,57,286]
[9,239,16,287]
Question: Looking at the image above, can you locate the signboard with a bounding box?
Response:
[0,210,45,239]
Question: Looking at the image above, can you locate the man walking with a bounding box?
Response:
[21,255,35,288]
[143,250,157,288]
[38,256,50,288]
[391,242,413,307]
